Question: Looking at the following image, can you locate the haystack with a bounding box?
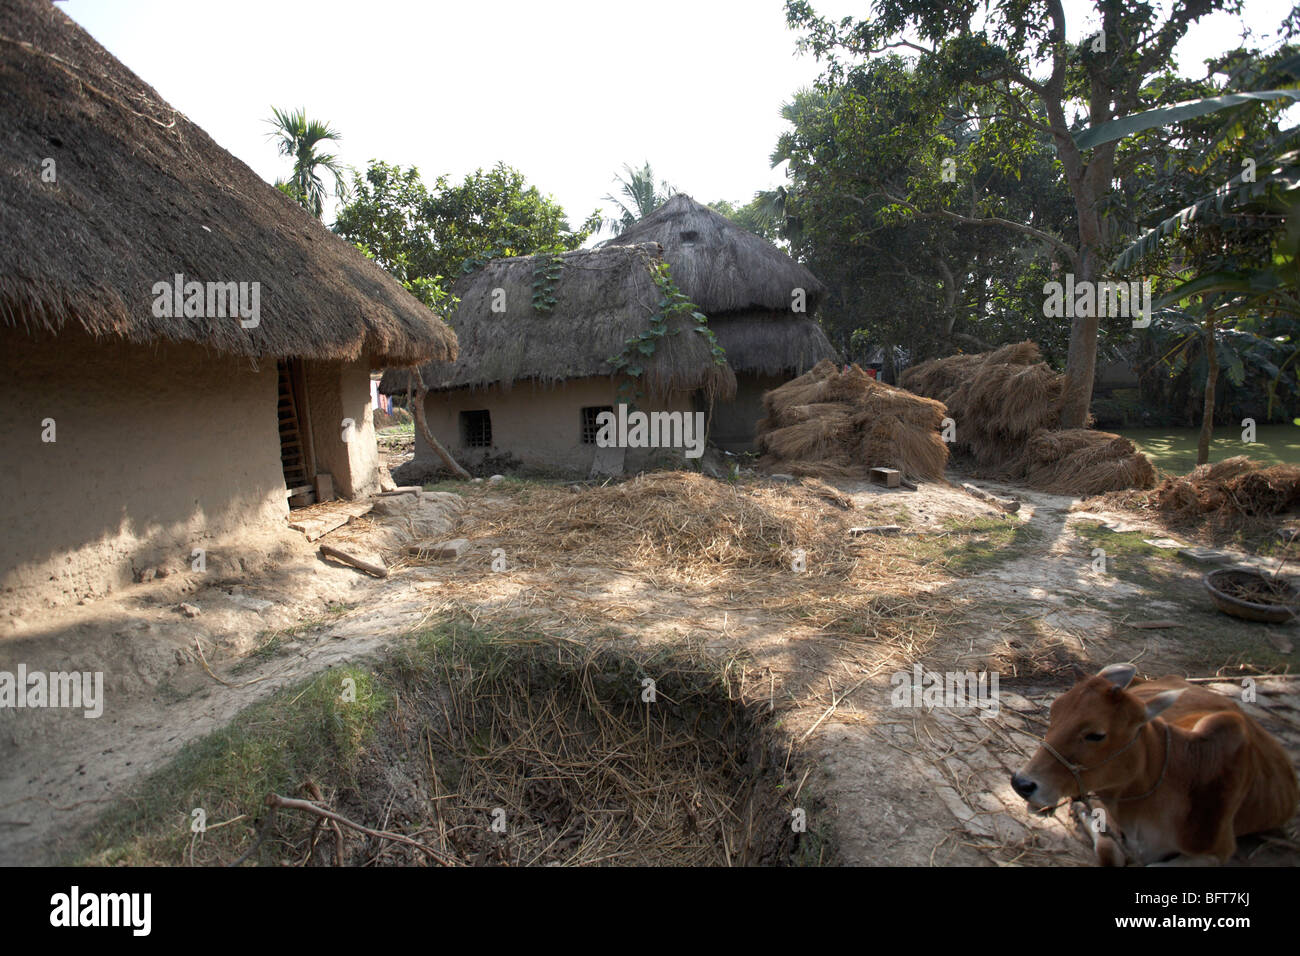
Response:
[756,360,949,481]
[899,342,1154,495]
[899,342,1062,466]
[1016,429,1156,497]
[1151,456,1300,519]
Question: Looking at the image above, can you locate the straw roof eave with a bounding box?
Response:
[0,0,456,368]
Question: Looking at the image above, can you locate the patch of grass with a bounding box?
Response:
[914,516,1045,574]
[1091,588,1296,675]
[1071,522,1193,590]
[76,666,388,866]
[1047,526,1295,674]
[790,813,837,867]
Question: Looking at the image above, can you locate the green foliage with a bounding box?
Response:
[767,68,1079,367]
[601,161,675,236]
[783,0,1266,416]
[531,252,564,314]
[334,161,599,318]
[78,666,388,865]
[709,195,785,243]
[266,106,347,220]
[1077,91,1300,151]
[1106,46,1300,427]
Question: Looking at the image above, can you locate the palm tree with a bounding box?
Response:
[602,162,674,235]
[266,106,347,219]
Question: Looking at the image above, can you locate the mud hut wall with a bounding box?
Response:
[0,325,288,611]
[415,376,697,475]
[304,357,380,498]
[710,372,788,452]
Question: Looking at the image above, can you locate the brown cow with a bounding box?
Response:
[1011,663,1298,865]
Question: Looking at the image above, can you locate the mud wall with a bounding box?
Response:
[710,372,787,452]
[305,357,379,499]
[414,377,698,476]
[0,325,288,612]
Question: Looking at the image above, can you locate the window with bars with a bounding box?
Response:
[581,406,613,445]
[460,409,492,448]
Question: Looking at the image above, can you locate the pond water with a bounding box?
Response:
[1117,424,1300,475]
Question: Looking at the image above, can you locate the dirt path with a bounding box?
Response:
[2,472,1297,866]
[807,479,1300,866]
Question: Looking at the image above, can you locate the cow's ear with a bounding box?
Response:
[1097,663,1137,689]
[1144,689,1184,722]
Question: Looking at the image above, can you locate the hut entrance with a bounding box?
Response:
[276,359,316,507]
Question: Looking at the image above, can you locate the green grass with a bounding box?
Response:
[1117,424,1300,476]
[376,421,414,436]
[72,617,808,867]
[916,516,1045,573]
[77,666,389,865]
[1071,521,1193,590]
[1053,523,1295,673]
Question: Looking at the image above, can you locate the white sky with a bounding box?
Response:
[60,0,1288,236]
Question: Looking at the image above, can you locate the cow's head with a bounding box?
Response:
[1010,664,1181,809]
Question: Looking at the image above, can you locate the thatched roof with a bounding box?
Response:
[380,243,736,401]
[602,194,827,316]
[0,0,455,367]
[709,314,836,377]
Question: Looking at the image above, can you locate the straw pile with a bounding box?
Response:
[899,341,1061,466]
[755,360,949,482]
[357,633,799,866]
[1149,456,1300,519]
[899,342,1154,495]
[1015,429,1157,497]
[406,472,951,639]
[457,471,866,581]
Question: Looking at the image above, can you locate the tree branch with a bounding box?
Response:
[406,369,471,480]
[876,190,1080,266]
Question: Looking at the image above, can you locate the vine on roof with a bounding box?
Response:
[531,252,564,314]
[607,254,726,407]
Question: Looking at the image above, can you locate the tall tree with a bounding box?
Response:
[785,0,1264,427]
[602,162,675,235]
[333,160,598,313]
[266,107,347,219]
[768,69,1079,367]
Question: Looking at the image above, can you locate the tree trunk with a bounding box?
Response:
[1059,246,1101,429]
[407,371,471,481]
[1197,313,1218,466]
[1051,131,1116,431]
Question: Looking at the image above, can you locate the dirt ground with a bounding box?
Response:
[2,458,1298,866]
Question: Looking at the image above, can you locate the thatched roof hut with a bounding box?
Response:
[377,197,837,473]
[0,0,455,368]
[0,0,455,614]
[601,194,834,377]
[381,243,736,402]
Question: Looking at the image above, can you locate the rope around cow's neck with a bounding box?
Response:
[1041,720,1172,804]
